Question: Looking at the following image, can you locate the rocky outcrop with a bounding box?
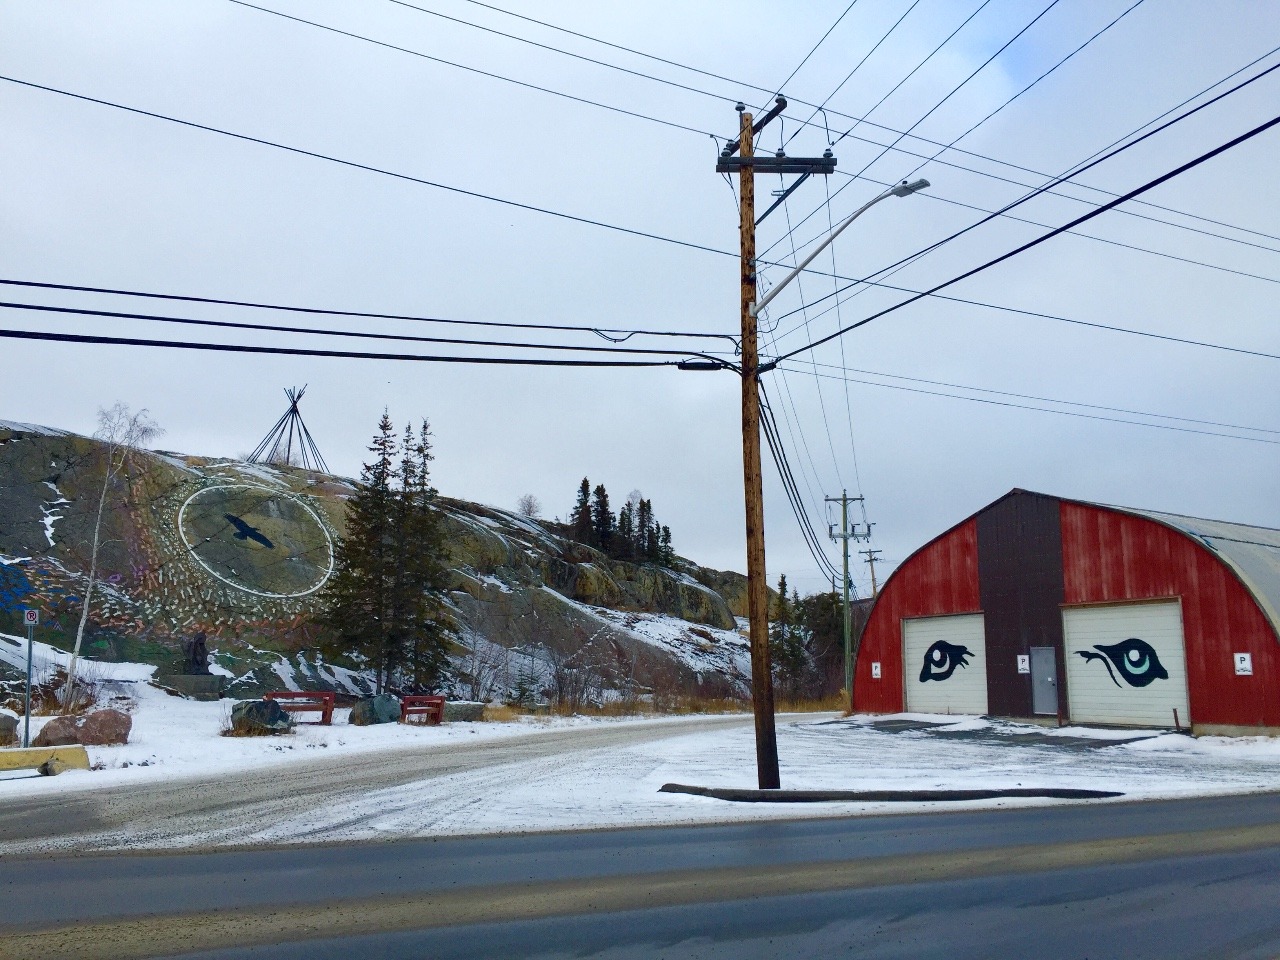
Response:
[0,422,757,703]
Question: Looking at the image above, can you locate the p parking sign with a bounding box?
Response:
[23,609,38,626]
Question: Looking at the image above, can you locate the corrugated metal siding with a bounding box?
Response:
[1060,502,1280,728]
[977,491,1066,718]
[1063,602,1190,727]
[853,519,980,713]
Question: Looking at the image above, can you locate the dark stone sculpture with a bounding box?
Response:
[182,632,211,676]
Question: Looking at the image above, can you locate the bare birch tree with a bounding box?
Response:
[63,403,162,708]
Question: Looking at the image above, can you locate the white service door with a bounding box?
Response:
[903,614,988,715]
[1063,602,1189,728]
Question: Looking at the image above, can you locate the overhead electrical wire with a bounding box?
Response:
[0,277,738,345]
[792,359,1280,436]
[388,0,1280,250]
[779,195,845,491]
[767,273,1280,363]
[788,0,926,143]
[0,327,682,367]
[0,75,736,260]
[775,108,1280,363]
[758,382,842,579]
[224,0,716,138]
[767,57,1280,339]
[781,364,1280,445]
[7,73,1273,368]
[0,300,733,361]
[783,0,995,151]
[760,0,1076,265]
[770,0,863,98]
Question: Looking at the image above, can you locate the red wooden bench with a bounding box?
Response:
[401,695,445,725]
[264,690,335,725]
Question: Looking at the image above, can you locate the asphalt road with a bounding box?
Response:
[4,791,1280,959]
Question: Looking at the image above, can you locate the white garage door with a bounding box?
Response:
[903,615,988,716]
[1063,602,1189,728]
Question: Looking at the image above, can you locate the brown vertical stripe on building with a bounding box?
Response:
[976,490,1067,718]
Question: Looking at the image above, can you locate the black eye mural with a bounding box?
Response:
[919,640,972,682]
[1076,638,1169,688]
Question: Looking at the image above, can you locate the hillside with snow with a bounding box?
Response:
[0,419,754,702]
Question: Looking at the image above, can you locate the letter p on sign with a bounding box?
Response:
[23,609,38,626]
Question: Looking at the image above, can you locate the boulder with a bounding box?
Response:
[0,713,17,746]
[78,708,132,745]
[229,699,295,736]
[444,701,485,722]
[32,714,81,747]
[38,757,74,776]
[350,694,401,726]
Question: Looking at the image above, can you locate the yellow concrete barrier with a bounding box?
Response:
[0,745,91,774]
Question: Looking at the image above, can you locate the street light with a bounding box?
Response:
[751,178,930,318]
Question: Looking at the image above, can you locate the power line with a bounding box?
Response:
[758,382,841,579]
[848,172,1280,286]
[779,363,1280,445]
[789,0,926,142]
[776,108,1280,362]
[224,1,717,139]
[766,57,1280,338]
[0,75,734,259]
[771,0,863,97]
[0,300,732,360]
[0,276,738,344]
[785,0,995,151]
[792,359,1280,435]
[0,327,680,367]
[761,0,1094,266]
[768,274,1280,363]
[776,55,1280,313]
[396,0,1280,249]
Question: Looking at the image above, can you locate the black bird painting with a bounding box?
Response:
[224,514,275,549]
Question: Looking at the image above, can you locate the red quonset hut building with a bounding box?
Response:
[853,490,1280,734]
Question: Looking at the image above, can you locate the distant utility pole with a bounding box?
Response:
[827,492,871,697]
[860,548,884,598]
[716,99,835,790]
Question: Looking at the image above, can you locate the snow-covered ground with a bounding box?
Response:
[4,657,1280,849]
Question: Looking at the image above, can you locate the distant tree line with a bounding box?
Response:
[770,576,874,700]
[566,479,675,566]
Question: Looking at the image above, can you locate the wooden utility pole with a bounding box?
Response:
[715,97,834,790]
[736,104,779,790]
[860,548,883,597]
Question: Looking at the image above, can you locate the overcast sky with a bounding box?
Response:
[2,0,1277,596]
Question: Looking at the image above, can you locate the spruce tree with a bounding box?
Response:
[324,414,453,694]
[591,484,615,552]
[399,420,453,692]
[570,478,594,545]
[616,501,634,560]
[636,499,654,561]
[770,574,807,698]
[658,525,674,566]
[323,412,397,692]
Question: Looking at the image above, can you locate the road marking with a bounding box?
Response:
[6,821,1280,959]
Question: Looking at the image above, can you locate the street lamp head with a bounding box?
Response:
[890,178,930,197]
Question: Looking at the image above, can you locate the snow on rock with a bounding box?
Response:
[0,420,70,437]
